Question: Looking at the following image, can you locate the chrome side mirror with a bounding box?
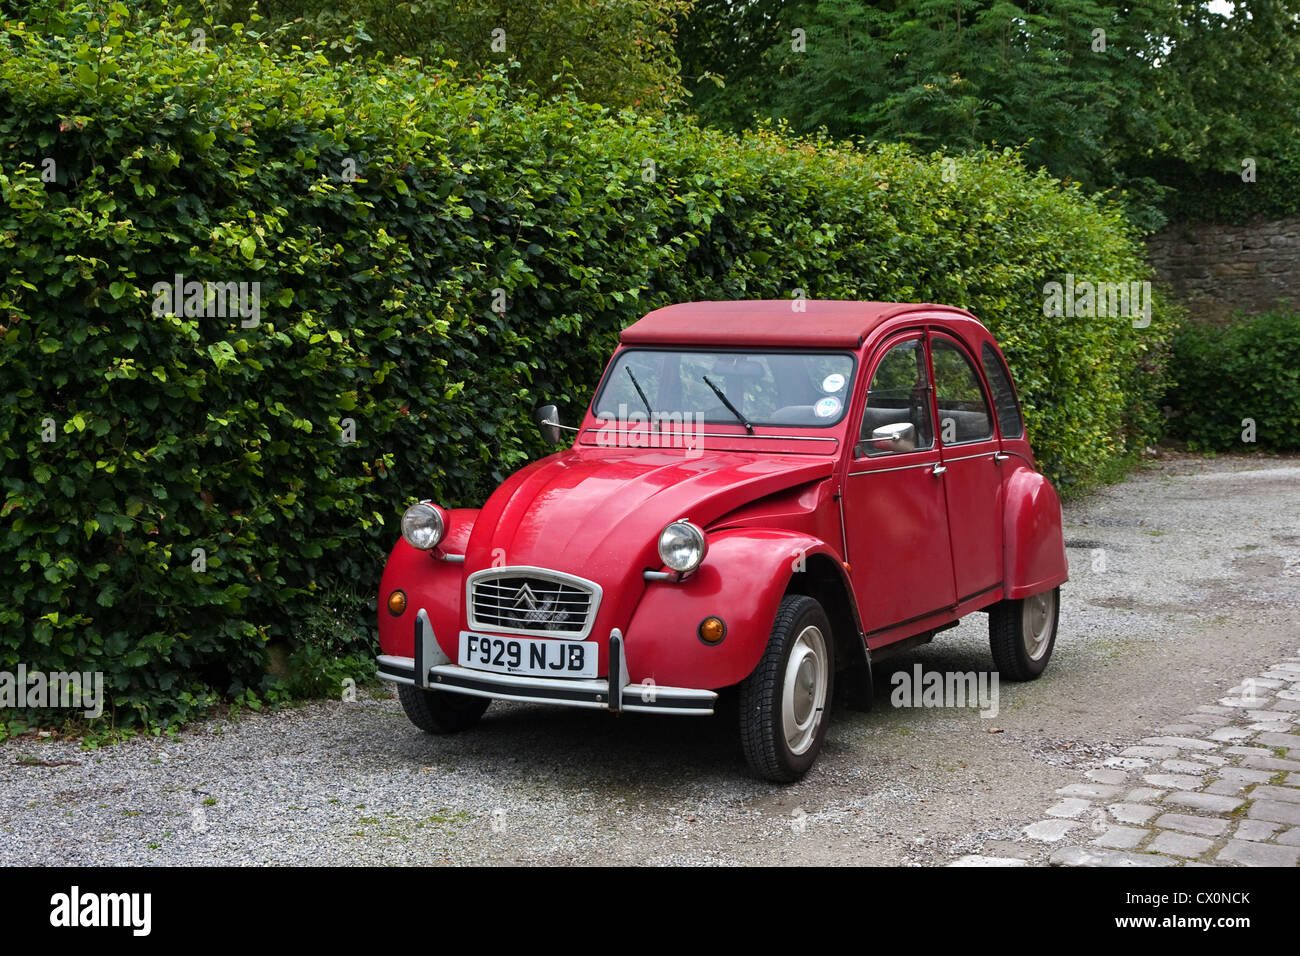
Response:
[536,404,562,444]
[871,421,916,454]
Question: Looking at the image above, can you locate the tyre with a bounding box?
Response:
[988,586,1059,681]
[739,594,835,783]
[397,684,490,734]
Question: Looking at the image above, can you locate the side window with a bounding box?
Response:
[981,343,1025,439]
[931,338,993,445]
[857,338,934,456]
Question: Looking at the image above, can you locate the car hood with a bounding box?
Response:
[465,447,834,572]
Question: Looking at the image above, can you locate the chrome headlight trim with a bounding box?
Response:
[401,501,445,551]
[657,519,707,573]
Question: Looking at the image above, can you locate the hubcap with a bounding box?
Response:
[782,625,829,756]
[1022,589,1057,662]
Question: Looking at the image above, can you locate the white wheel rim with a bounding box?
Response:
[782,625,829,756]
[1022,590,1056,662]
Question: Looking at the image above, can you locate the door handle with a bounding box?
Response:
[931,463,947,476]
[993,452,1009,463]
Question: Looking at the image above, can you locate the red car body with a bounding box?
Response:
[377,301,1068,780]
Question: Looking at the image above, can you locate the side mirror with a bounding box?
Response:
[536,404,562,445]
[871,421,916,454]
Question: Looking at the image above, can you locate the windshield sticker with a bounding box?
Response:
[821,373,845,393]
[814,396,841,418]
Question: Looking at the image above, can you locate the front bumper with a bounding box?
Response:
[377,609,717,716]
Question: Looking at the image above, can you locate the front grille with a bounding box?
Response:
[467,568,601,639]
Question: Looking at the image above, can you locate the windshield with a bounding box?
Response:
[593,349,856,429]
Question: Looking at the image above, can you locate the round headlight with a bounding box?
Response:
[401,502,445,551]
[658,520,707,573]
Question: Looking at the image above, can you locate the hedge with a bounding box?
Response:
[1165,310,1300,451]
[0,5,1173,726]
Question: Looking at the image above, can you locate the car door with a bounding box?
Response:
[842,332,957,643]
[929,332,1004,604]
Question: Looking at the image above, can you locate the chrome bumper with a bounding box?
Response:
[377,609,717,716]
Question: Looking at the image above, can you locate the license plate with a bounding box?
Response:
[458,632,597,679]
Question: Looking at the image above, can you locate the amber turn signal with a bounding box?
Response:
[387,590,407,616]
[698,616,726,644]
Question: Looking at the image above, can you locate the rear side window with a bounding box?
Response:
[931,338,994,444]
[981,343,1024,439]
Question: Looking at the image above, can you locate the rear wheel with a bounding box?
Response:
[988,586,1059,681]
[739,595,835,783]
[397,684,489,733]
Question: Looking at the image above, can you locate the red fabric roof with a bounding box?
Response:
[619,300,975,348]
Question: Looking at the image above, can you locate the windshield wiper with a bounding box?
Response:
[702,375,754,434]
[625,366,657,431]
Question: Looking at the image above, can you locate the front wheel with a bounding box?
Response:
[988,586,1059,681]
[739,594,835,783]
[397,684,489,734]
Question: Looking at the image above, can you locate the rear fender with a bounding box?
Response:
[1002,466,1068,598]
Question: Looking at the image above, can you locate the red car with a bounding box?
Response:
[377,301,1068,781]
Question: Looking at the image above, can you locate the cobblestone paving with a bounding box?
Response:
[952,653,1300,867]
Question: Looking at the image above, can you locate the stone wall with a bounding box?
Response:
[1145,217,1300,324]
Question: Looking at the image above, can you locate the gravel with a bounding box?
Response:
[2,452,1299,865]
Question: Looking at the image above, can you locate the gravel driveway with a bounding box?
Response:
[3,454,1298,866]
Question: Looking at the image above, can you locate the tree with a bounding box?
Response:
[677,1,1300,228]
[675,0,813,122]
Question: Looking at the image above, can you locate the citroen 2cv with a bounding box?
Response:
[376,301,1067,781]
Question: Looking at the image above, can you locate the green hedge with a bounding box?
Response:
[1165,311,1300,451]
[0,6,1173,726]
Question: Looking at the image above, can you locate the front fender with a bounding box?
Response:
[624,529,844,690]
[377,508,477,659]
[1002,466,1068,599]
